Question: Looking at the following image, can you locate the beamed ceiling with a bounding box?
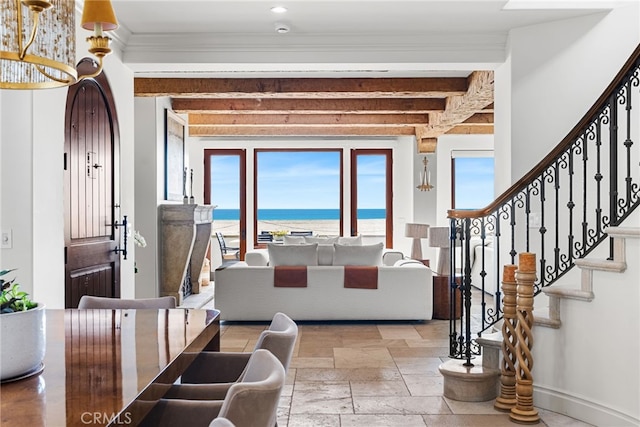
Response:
[133,71,494,153]
[119,2,616,152]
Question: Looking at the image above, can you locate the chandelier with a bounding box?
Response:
[416,156,434,191]
[0,0,118,89]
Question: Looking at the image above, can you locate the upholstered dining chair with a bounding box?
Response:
[77,295,177,309]
[139,349,285,427]
[209,417,235,427]
[163,311,297,400]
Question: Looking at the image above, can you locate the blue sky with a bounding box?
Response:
[454,157,495,209]
[210,152,494,210]
[210,151,386,209]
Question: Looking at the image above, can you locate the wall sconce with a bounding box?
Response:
[0,0,118,89]
[405,223,429,260]
[416,156,434,191]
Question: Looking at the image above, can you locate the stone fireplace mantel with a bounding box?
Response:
[158,204,214,305]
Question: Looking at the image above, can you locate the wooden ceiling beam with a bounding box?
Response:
[418,71,495,148]
[462,112,494,125]
[172,97,447,114]
[135,77,468,98]
[446,125,495,134]
[189,113,429,126]
[189,126,417,137]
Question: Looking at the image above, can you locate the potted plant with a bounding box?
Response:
[0,269,45,381]
[270,230,288,242]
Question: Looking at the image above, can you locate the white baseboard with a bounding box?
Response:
[534,385,639,427]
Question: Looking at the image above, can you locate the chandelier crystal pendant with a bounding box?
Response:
[416,156,434,191]
[0,0,118,89]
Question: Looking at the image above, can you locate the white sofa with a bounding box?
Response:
[214,240,432,321]
[453,236,498,295]
[214,262,433,321]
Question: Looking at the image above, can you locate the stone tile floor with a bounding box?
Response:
[216,319,593,427]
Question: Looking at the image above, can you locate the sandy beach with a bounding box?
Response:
[213,219,385,238]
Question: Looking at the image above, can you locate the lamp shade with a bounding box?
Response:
[81,0,119,31]
[429,226,452,275]
[0,0,77,88]
[405,223,429,239]
[428,227,450,248]
[405,223,429,260]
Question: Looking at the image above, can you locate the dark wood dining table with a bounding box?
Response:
[0,308,220,426]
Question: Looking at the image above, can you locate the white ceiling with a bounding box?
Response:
[107,0,626,77]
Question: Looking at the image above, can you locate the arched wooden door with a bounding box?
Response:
[64,58,121,308]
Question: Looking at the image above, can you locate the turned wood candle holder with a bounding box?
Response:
[495,264,518,411]
[510,252,540,424]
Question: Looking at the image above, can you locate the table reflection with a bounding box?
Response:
[0,308,220,427]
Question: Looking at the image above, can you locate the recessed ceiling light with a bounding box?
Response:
[270,6,288,13]
[275,23,290,34]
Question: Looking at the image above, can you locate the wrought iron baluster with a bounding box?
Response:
[623,79,634,209]
[609,93,619,259]
[568,143,576,265]
[539,175,547,292]
[595,111,604,237]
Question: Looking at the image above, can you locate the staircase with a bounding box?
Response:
[535,226,639,329]
[473,224,639,425]
[443,43,640,426]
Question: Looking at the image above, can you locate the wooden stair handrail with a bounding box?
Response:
[449,43,640,220]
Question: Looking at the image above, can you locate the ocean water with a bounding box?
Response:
[214,208,385,220]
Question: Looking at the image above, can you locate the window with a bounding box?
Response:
[351,149,393,247]
[204,149,246,257]
[451,151,494,210]
[254,150,342,245]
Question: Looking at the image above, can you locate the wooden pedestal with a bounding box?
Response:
[433,274,462,320]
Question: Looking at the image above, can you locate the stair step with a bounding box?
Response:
[604,226,640,238]
[533,308,561,329]
[542,285,594,302]
[575,257,626,273]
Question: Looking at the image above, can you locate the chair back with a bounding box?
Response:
[218,349,285,427]
[257,233,273,243]
[255,312,298,372]
[289,231,313,236]
[209,418,235,427]
[215,232,228,253]
[77,295,177,309]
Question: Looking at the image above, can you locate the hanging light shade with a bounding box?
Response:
[416,156,434,191]
[1,0,76,89]
[0,0,118,89]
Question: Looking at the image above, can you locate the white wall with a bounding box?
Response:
[507,4,640,182]
[133,97,174,298]
[501,3,640,424]
[102,51,136,299]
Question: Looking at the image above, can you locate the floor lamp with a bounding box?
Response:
[429,226,452,275]
[405,223,429,260]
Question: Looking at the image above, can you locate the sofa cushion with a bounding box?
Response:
[283,235,306,245]
[268,243,318,266]
[305,236,339,244]
[333,242,384,266]
[317,244,335,266]
[337,235,362,246]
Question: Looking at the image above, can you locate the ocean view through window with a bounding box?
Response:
[208,149,389,248]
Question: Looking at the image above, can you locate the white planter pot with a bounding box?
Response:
[0,305,46,381]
